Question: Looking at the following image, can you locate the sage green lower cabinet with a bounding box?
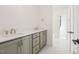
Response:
[32,32,40,54]
[0,35,32,54]
[0,39,19,54]
[20,35,32,54]
[32,30,47,54]
[33,45,40,54]
[40,30,47,49]
[0,30,47,54]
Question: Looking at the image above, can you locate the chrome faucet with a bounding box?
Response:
[10,28,16,34]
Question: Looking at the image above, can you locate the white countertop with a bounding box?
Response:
[0,29,47,43]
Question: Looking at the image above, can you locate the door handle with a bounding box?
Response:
[72,39,79,45]
[76,39,79,44]
[72,40,77,45]
[67,31,74,34]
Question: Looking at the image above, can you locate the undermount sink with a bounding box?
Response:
[1,33,23,37]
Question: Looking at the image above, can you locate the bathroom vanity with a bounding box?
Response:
[0,30,47,54]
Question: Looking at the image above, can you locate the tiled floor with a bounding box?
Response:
[39,44,61,54]
[39,45,54,54]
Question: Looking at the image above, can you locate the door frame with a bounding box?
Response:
[70,6,79,54]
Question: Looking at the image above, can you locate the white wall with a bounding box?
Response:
[0,5,40,33]
[39,5,53,46]
[0,5,53,46]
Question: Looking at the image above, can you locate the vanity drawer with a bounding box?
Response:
[33,37,39,47]
[33,32,39,38]
[33,45,39,54]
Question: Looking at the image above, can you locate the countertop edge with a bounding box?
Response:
[0,29,47,44]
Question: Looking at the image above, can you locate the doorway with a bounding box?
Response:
[53,6,77,54]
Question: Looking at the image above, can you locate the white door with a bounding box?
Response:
[59,6,76,54]
[63,6,79,54]
[53,6,75,54]
[67,6,74,54]
[59,6,79,54]
[71,6,79,54]
[58,6,74,54]
[59,15,70,54]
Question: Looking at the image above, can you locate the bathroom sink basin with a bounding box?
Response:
[1,33,23,38]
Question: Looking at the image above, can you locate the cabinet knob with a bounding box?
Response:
[21,40,23,46]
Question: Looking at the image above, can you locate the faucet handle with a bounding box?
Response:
[10,28,16,34]
[5,30,8,35]
[2,30,9,36]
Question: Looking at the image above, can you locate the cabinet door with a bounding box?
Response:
[0,40,18,54]
[40,30,47,49]
[43,30,47,45]
[21,35,32,54]
[33,45,40,54]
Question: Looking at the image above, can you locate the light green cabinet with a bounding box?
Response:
[0,30,47,54]
[32,30,47,54]
[20,35,32,54]
[0,39,19,54]
[0,35,32,54]
[33,45,39,54]
[32,32,40,54]
[40,30,47,49]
